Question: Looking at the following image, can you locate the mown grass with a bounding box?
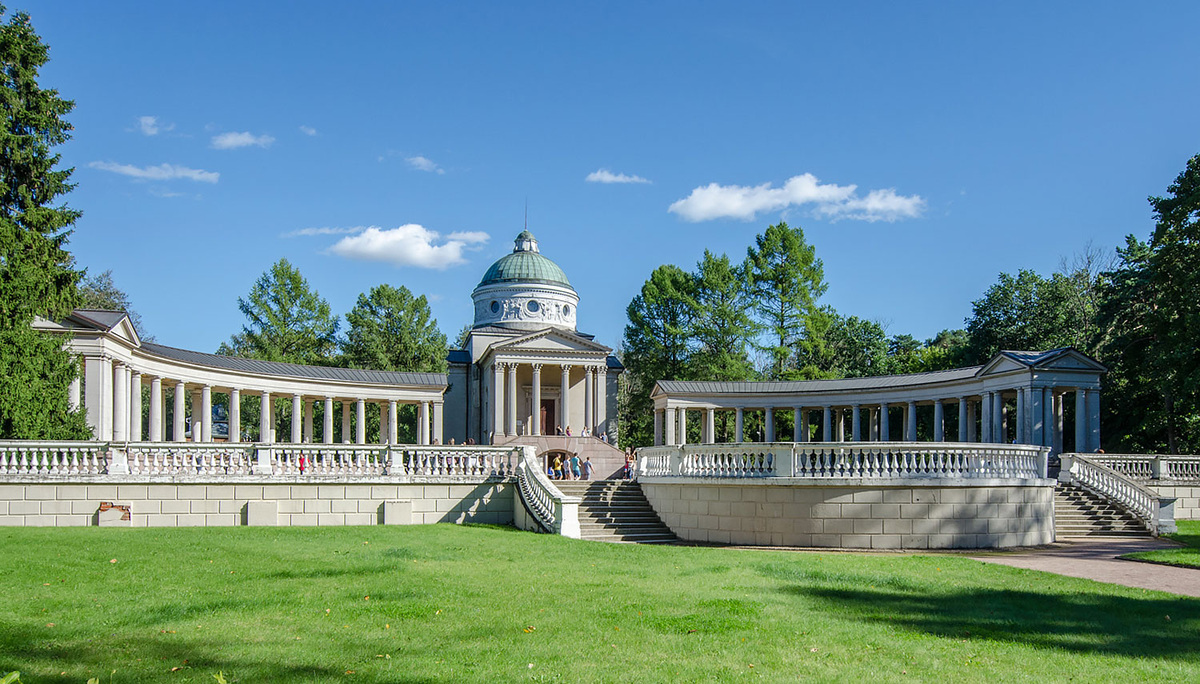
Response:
[1124,520,1200,568]
[2,524,1198,683]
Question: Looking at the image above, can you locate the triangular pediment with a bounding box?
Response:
[979,348,1106,376]
[33,309,142,347]
[489,328,611,355]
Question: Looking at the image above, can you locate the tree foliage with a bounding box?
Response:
[746,222,826,379]
[1096,154,1200,453]
[0,7,88,438]
[690,251,758,382]
[79,269,152,341]
[219,259,339,365]
[343,284,447,373]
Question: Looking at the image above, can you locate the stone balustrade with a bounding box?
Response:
[515,445,580,538]
[638,442,1049,482]
[1085,453,1200,483]
[0,441,522,482]
[1059,453,1176,534]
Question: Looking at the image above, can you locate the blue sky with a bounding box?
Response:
[22,1,1200,355]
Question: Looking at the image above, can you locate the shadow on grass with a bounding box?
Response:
[775,578,1200,660]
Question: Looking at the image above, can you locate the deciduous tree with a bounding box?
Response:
[219,259,339,365]
[343,284,447,373]
[746,222,826,379]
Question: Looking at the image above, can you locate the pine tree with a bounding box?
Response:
[0,7,88,438]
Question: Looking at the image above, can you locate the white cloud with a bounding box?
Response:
[88,161,219,183]
[282,226,362,238]
[586,168,651,184]
[211,131,275,150]
[137,116,173,136]
[299,125,318,136]
[406,155,445,174]
[668,173,924,223]
[328,224,489,270]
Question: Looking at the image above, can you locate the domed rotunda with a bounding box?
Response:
[471,231,579,331]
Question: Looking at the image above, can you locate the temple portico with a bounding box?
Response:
[651,349,1106,454]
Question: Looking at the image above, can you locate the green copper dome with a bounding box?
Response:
[475,231,574,289]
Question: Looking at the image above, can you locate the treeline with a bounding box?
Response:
[620,154,1200,454]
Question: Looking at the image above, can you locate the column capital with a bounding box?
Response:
[531,362,543,371]
[560,363,573,371]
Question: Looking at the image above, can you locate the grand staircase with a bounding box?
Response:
[1054,483,1150,538]
[554,480,677,544]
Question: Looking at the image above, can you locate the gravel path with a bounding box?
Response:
[970,537,1200,597]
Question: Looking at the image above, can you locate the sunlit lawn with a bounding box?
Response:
[1124,520,1200,569]
[2,524,1198,683]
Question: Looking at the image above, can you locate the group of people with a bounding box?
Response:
[548,453,593,480]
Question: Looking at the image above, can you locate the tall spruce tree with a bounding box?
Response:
[0,7,88,438]
[219,259,339,365]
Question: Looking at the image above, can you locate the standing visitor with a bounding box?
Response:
[582,457,594,480]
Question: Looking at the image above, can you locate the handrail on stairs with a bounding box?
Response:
[1058,453,1177,535]
[514,445,580,538]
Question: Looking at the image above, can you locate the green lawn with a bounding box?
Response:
[1124,520,1200,569]
[2,525,1198,683]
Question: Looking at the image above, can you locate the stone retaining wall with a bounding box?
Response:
[640,479,1055,549]
[0,480,514,527]
[1150,484,1200,520]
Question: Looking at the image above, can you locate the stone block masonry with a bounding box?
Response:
[0,479,515,528]
[641,481,1055,549]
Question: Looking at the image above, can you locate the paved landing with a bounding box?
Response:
[970,537,1200,598]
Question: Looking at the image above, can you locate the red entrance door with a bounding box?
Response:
[541,400,555,434]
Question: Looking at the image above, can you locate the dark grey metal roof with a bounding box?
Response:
[72,309,129,331]
[657,366,981,395]
[446,349,471,365]
[999,349,1068,365]
[469,324,596,341]
[140,342,446,387]
[606,355,624,370]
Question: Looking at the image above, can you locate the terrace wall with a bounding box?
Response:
[641,480,1054,549]
[1150,484,1200,520]
[0,479,515,528]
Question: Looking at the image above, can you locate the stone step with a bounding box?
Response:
[1053,483,1151,537]
[560,481,677,545]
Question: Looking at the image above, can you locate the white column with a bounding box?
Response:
[1053,392,1064,454]
[355,398,366,444]
[852,405,862,441]
[416,401,428,445]
[173,382,186,442]
[492,363,505,440]
[835,409,844,441]
[822,406,832,442]
[764,408,775,442]
[735,407,744,442]
[506,362,518,436]
[201,385,212,442]
[560,364,571,435]
[992,391,1005,443]
[677,407,687,445]
[1016,388,1026,444]
[323,397,334,444]
[596,367,608,437]
[290,394,302,443]
[981,392,992,443]
[665,407,677,445]
[879,402,889,442]
[868,408,877,441]
[705,408,715,443]
[1029,387,1043,446]
[84,356,113,440]
[260,391,272,444]
[304,399,314,443]
[584,366,594,434]
[432,401,443,445]
[957,397,967,442]
[933,400,944,442]
[341,401,351,444]
[653,409,663,446]
[149,377,163,441]
[799,408,810,443]
[229,388,240,443]
[379,403,388,445]
[130,372,143,442]
[112,363,128,442]
[967,398,977,442]
[68,375,81,413]
[531,363,542,436]
[1042,387,1055,449]
[388,400,398,444]
[906,401,918,441]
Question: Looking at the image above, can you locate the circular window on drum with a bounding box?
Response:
[527,300,540,313]
[490,301,500,313]
[562,304,572,316]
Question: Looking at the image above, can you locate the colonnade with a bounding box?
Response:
[75,356,443,446]
[652,386,1102,454]
[490,361,607,439]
